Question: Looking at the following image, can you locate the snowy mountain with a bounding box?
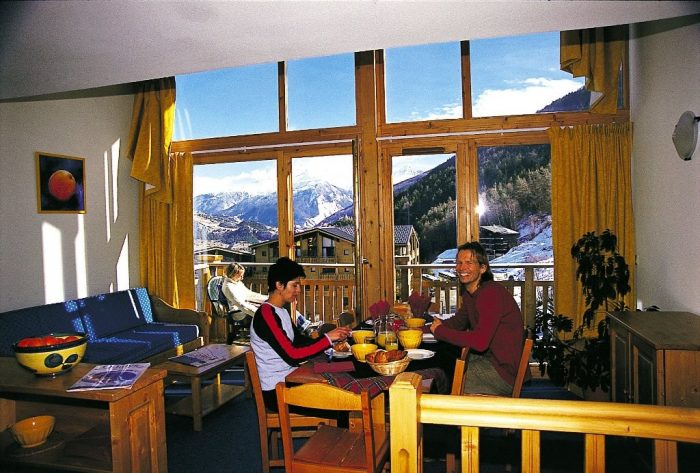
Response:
[194,181,352,245]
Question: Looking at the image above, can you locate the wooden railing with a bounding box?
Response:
[389,372,700,473]
[194,261,553,328]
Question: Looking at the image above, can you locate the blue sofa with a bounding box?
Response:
[0,288,211,365]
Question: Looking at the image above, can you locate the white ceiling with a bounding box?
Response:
[1,1,699,100]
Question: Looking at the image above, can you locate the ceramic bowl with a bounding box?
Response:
[351,343,378,362]
[398,329,423,349]
[13,333,87,376]
[406,317,426,329]
[10,415,55,448]
[351,330,374,344]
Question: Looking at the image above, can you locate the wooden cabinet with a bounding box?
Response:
[609,311,700,407]
[0,358,167,472]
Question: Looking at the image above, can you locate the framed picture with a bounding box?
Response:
[35,152,86,213]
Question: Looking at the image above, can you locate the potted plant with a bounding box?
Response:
[533,229,630,395]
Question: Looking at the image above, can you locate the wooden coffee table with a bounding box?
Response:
[158,344,249,431]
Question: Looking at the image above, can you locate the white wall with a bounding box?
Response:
[0,86,140,312]
[630,15,700,313]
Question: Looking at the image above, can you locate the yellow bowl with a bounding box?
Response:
[398,329,423,349]
[352,330,374,344]
[13,333,87,376]
[351,343,378,362]
[11,415,55,448]
[406,318,426,329]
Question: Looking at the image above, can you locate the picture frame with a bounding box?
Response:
[35,152,86,213]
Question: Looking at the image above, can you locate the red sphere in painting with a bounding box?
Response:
[48,170,77,201]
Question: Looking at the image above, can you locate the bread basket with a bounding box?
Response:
[367,355,410,376]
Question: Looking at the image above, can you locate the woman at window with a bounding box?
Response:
[222,262,267,317]
[430,241,527,396]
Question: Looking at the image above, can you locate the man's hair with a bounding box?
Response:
[267,257,306,293]
[457,241,494,283]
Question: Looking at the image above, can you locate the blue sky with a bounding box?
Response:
[177,32,582,196]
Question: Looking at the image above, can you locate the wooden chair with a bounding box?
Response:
[446,338,534,472]
[276,382,389,473]
[246,351,333,473]
[450,347,470,395]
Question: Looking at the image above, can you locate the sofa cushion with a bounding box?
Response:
[131,287,155,323]
[0,301,84,356]
[82,337,153,364]
[78,291,146,340]
[81,322,200,364]
[131,322,199,346]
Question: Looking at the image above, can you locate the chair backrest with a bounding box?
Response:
[451,336,532,398]
[245,351,269,422]
[511,338,533,398]
[207,276,231,317]
[450,347,470,395]
[276,382,388,473]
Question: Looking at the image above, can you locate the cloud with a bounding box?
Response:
[194,167,278,196]
[409,102,462,121]
[473,77,582,117]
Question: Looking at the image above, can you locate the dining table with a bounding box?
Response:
[285,322,460,396]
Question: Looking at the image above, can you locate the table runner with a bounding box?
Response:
[321,367,448,397]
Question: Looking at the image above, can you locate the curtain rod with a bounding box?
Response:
[191,126,550,155]
[191,138,354,155]
[377,126,548,141]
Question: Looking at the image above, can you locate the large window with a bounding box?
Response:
[287,53,356,130]
[384,42,462,123]
[470,32,586,117]
[174,63,279,140]
[477,144,552,280]
[192,159,278,279]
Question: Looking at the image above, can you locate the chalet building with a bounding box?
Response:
[193,246,254,264]
[479,225,520,258]
[248,225,419,281]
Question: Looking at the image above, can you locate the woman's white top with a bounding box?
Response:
[222,278,267,316]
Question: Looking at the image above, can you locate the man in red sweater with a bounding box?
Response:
[430,242,527,395]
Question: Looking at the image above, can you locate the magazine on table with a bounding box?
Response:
[168,344,230,367]
[67,363,150,391]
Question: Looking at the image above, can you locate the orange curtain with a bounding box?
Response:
[549,122,635,329]
[127,78,195,308]
[560,25,626,114]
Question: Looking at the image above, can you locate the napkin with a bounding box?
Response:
[408,290,432,317]
[368,300,391,320]
[313,360,355,373]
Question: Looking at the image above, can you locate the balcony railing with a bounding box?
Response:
[194,261,553,329]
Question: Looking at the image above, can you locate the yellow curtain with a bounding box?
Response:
[549,122,635,330]
[127,78,195,309]
[127,77,176,203]
[138,152,195,309]
[560,26,626,114]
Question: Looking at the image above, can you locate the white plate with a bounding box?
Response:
[406,349,435,360]
[332,351,352,359]
[422,333,437,343]
[325,348,352,359]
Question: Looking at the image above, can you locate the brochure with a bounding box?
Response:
[168,344,229,367]
[67,363,150,392]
